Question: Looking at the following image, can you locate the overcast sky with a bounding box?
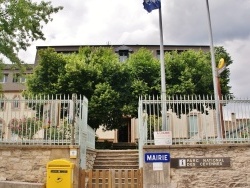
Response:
[19,0,250,98]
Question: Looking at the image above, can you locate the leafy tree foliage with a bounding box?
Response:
[0,0,62,64]
[26,48,67,95]
[26,47,126,130]
[26,46,233,130]
[165,47,232,96]
[166,50,212,95]
[122,48,161,117]
[88,83,121,130]
[214,46,232,96]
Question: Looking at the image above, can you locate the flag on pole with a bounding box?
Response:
[143,0,161,13]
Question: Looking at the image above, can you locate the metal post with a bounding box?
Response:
[217,76,225,138]
[71,94,76,145]
[205,0,222,139]
[159,7,167,131]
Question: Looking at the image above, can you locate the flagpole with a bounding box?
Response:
[205,0,222,139]
[158,6,167,131]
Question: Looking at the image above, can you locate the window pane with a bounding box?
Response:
[0,101,4,110]
[189,115,198,137]
[0,74,8,83]
[0,120,3,139]
[166,116,171,130]
[118,50,129,62]
[12,97,20,109]
[0,96,5,110]
[13,73,21,83]
[20,76,26,83]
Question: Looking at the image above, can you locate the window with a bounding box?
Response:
[12,73,27,83]
[156,50,184,59]
[157,50,168,59]
[20,75,26,83]
[13,73,21,83]
[12,96,20,109]
[0,119,3,139]
[118,50,129,62]
[115,46,133,62]
[188,115,198,137]
[0,74,8,83]
[0,95,5,110]
[166,115,171,130]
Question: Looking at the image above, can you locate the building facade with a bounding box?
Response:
[0,64,34,140]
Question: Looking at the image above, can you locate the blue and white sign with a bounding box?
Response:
[145,153,170,163]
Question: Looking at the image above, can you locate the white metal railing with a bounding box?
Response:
[87,125,96,150]
[138,95,250,145]
[138,95,250,167]
[0,94,95,147]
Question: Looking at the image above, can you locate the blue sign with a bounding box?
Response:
[145,153,170,163]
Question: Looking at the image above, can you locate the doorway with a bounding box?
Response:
[118,118,131,142]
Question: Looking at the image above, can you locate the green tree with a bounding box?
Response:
[122,48,161,117]
[165,47,232,96]
[58,47,122,99]
[0,0,62,64]
[214,46,232,96]
[88,82,121,130]
[26,47,127,130]
[26,48,67,95]
[26,46,233,130]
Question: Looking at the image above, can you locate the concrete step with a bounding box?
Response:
[93,150,139,170]
[96,149,138,153]
[94,161,138,165]
[93,164,139,169]
[112,143,137,149]
[95,154,138,158]
[95,157,138,161]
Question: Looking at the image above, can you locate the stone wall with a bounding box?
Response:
[143,144,250,188]
[0,145,96,188]
[0,145,58,183]
[86,149,96,169]
[1,144,249,188]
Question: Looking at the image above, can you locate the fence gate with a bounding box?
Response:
[80,169,143,188]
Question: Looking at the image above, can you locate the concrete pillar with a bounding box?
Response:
[114,129,118,143]
[143,146,173,188]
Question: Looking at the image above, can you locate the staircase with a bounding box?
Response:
[93,150,139,169]
[112,142,137,150]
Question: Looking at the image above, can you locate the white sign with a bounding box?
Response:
[154,131,172,145]
[70,149,77,159]
[179,159,187,167]
[153,163,163,171]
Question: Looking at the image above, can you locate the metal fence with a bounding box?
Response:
[138,95,250,144]
[0,94,95,149]
[138,95,250,167]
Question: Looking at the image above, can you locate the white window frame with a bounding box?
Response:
[188,114,199,137]
[13,73,21,83]
[0,74,8,83]
[12,96,20,109]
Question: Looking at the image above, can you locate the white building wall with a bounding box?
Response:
[0,93,36,139]
[96,108,217,143]
[95,125,115,142]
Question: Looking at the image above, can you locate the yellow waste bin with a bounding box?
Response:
[46,159,74,188]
